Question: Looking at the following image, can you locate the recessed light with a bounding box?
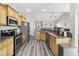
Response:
[26,9,31,12]
[42,9,47,12]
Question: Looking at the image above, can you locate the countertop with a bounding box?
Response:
[59,44,75,48]
[41,30,71,39]
[0,36,14,42]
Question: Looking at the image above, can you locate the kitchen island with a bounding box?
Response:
[35,29,72,56]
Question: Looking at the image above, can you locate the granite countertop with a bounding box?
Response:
[59,44,76,48]
[36,29,71,39]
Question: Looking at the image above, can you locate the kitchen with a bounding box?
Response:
[0,3,78,56]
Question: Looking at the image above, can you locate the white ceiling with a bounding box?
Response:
[9,3,70,15]
[8,3,70,22]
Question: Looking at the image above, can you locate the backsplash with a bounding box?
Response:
[0,26,18,30]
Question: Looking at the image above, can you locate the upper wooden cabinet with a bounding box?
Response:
[18,15,26,26]
[0,4,7,25]
[18,15,22,26]
[21,15,26,22]
[4,4,19,20]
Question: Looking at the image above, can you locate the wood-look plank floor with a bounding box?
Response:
[16,37,53,56]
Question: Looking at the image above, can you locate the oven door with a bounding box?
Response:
[14,34,22,54]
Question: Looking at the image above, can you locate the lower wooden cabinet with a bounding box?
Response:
[35,31,47,41]
[41,32,47,41]
[7,37,14,56]
[0,41,7,56]
[35,32,41,40]
[50,36,64,56]
[50,36,60,56]
[0,36,14,56]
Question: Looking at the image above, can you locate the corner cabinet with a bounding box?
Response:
[0,4,7,25]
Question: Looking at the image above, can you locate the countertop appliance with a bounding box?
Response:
[53,27,72,37]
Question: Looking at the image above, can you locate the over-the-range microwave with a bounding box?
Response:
[7,16,18,26]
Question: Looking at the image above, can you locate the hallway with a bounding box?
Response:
[16,37,53,56]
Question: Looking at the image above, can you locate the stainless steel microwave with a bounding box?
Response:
[7,16,17,26]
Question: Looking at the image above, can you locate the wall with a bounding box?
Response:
[42,21,55,29]
[55,13,72,32]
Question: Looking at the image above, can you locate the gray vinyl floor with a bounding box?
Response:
[16,37,53,56]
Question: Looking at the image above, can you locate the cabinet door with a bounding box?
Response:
[35,32,41,40]
[0,5,7,25]
[42,32,46,41]
[0,40,8,56]
[18,16,22,26]
[21,16,26,22]
[50,36,58,56]
[7,37,14,56]
[14,12,18,19]
[8,7,15,18]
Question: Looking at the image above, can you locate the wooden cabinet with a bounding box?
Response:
[21,15,26,22]
[0,36,14,56]
[18,15,26,26]
[5,5,18,20]
[18,16,22,26]
[41,32,47,41]
[50,36,59,56]
[0,4,7,25]
[0,40,7,56]
[35,31,47,41]
[35,32,41,40]
[7,37,14,56]
[50,36,63,56]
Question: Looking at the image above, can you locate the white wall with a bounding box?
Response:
[55,13,72,32]
[42,21,55,29]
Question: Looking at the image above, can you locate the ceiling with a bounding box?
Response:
[9,3,70,15]
[8,3,70,22]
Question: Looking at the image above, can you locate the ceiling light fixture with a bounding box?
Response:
[42,9,47,12]
[26,9,31,12]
